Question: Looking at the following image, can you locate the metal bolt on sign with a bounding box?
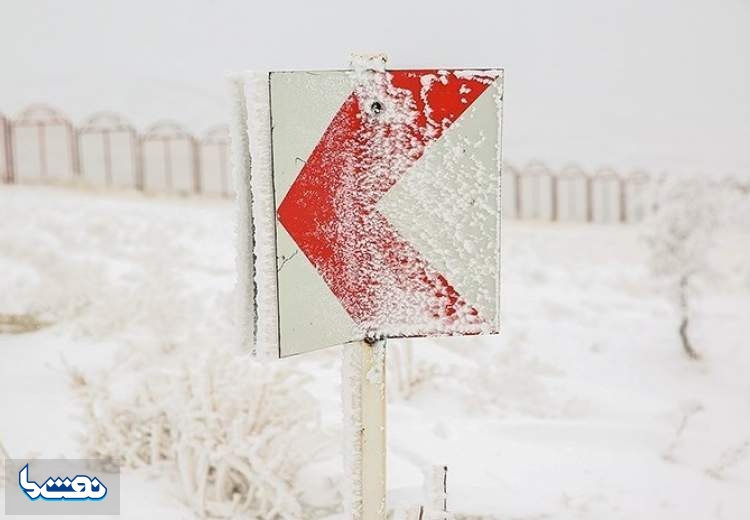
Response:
[230,54,503,519]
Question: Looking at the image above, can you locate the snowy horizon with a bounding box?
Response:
[1,0,749,176]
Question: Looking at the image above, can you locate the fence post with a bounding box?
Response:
[550,174,558,222]
[133,133,144,190]
[192,137,202,194]
[135,135,145,190]
[102,129,113,185]
[2,116,14,183]
[69,122,81,177]
[36,121,48,178]
[219,140,229,197]
[163,139,172,190]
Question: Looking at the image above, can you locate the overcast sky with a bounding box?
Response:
[1,0,748,175]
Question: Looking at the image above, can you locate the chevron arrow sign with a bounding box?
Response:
[238,68,503,357]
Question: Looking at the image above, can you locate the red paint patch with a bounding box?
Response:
[277,70,496,333]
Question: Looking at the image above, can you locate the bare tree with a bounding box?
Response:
[676,274,699,359]
[643,177,718,360]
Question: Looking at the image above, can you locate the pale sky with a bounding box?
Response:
[1,0,748,175]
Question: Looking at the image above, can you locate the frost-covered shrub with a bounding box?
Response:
[643,177,717,283]
[642,176,718,359]
[68,347,326,518]
[0,223,106,329]
[0,195,235,345]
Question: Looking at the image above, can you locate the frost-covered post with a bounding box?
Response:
[227,75,256,353]
[341,53,389,520]
[424,465,448,519]
[343,336,387,520]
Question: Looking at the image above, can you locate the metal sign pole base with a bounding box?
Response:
[342,338,387,520]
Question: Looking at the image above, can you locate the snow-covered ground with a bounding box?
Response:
[1,184,749,519]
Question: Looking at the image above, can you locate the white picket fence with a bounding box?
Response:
[0,105,231,197]
[3,103,746,223]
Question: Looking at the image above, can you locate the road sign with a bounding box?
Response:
[238,68,503,358]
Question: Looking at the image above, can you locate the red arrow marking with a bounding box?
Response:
[277,70,497,334]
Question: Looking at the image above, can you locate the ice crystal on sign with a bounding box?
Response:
[233,66,503,356]
[276,69,500,340]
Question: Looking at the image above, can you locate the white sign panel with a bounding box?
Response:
[236,68,503,357]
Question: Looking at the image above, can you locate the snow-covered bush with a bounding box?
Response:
[68,347,327,518]
[0,191,235,346]
[642,176,718,359]
[0,221,107,330]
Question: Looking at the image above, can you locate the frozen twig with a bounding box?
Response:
[706,437,750,480]
[662,403,703,462]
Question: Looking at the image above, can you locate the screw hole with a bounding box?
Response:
[364,330,385,344]
[370,101,383,115]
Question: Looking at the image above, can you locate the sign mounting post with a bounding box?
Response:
[343,336,387,519]
[231,55,503,518]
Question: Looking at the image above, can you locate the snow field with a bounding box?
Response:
[1,185,749,518]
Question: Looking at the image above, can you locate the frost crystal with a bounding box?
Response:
[230,71,279,358]
[228,75,256,354]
